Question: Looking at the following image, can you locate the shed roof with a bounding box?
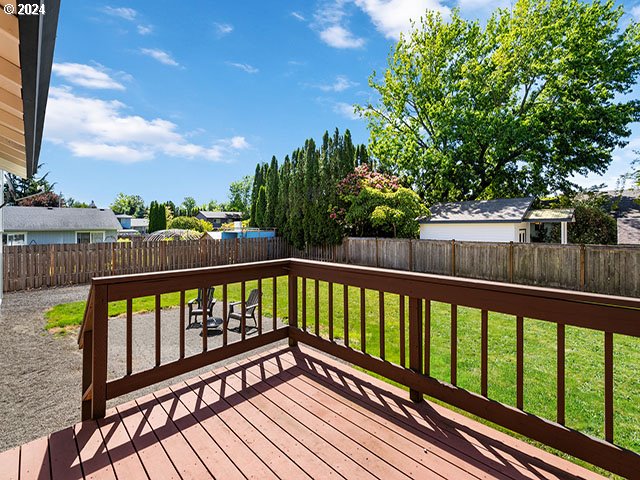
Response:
[418,197,535,224]
[523,209,575,222]
[4,206,121,231]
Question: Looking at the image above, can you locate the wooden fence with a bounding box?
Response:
[4,236,639,297]
[2,237,289,292]
[292,238,640,298]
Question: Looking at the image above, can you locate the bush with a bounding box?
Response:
[168,216,212,232]
[569,205,617,244]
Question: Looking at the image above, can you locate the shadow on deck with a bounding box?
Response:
[1,345,602,479]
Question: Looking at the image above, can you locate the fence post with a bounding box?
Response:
[81,328,93,421]
[288,273,298,347]
[580,244,586,291]
[409,239,414,272]
[508,241,514,283]
[376,238,380,268]
[408,296,423,402]
[91,284,108,419]
[451,239,456,276]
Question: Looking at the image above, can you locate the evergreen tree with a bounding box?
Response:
[276,155,291,237]
[158,202,167,230]
[265,156,279,227]
[148,201,159,233]
[249,164,264,227]
[255,186,267,228]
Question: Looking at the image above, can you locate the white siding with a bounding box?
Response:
[420,223,519,242]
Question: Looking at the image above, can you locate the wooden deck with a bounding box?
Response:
[1,345,604,480]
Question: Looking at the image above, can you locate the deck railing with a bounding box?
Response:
[79,258,640,477]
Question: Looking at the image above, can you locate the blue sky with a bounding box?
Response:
[41,0,640,208]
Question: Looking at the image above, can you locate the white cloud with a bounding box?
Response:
[44,87,248,164]
[354,0,449,40]
[333,102,360,120]
[214,22,234,36]
[137,24,153,35]
[316,75,358,92]
[291,12,306,21]
[319,25,365,48]
[228,136,250,149]
[103,6,137,20]
[632,5,640,21]
[52,63,128,90]
[227,62,259,74]
[68,142,153,163]
[140,48,180,67]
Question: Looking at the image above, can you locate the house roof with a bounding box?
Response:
[130,218,149,228]
[618,218,640,244]
[4,206,121,231]
[524,209,575,222]
[418,197,535,224]
[115,214,133,219]
[198,211,243,219]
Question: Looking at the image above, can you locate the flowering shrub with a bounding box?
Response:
[337,164,401,197]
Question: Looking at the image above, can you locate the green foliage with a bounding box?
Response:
[148,201,167,233]
[66,198,91,208]
[265,156,279,227]
[250,164,264,227]
[254,186,267,228]
[227,175,252,216]
[361,0,640,203]
[110,193,146,218]
[178,196,198,217]
[168,216,212,232]
[4,163,55,202]
[246,128,367,247]
[342,186,427,238]
[568,205,617,245]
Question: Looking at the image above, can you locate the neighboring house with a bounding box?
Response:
[3,206,120,245]
[130,218,149,235]
[613,189,640,245]
[196,211,243,229]
[115,214,140,237]
[418,197,575,244]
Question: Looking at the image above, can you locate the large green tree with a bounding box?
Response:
[110,193,146,218]
[361,0,640,204]
[227,175,252,216]
[264,156,279,227]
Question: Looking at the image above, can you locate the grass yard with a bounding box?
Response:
[46,276,639,475]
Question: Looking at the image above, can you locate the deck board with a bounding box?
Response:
[8,345,605,480]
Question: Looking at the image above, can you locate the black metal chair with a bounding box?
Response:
[227,289,261,329]
[187,287,216,328]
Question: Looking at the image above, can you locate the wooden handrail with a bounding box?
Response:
[77,258,640,477]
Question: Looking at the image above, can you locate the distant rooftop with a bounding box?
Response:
[130,218,149,228]
[524,209,575,222]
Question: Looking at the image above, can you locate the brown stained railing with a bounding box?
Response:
[78,258,640,478]
[78,259,291,422]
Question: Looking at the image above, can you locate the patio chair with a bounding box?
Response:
[188,287,216,328]
[228,288,261,329]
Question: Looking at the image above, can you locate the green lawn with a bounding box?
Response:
[46,276,638,476]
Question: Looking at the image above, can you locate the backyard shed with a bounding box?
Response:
[418,197,575,243]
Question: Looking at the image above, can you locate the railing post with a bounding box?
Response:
[288,273,298,347]
[91,284,108,419]
[81,329,93,421]
[408,296,423,403]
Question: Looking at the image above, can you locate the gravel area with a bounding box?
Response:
[0,286,286,452]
